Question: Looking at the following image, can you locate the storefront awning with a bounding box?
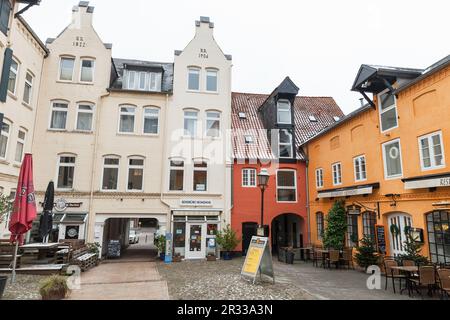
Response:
[317,183,380,199]
[172,209,222,216]
[402,172,450,190]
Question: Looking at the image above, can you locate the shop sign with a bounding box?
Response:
[318,186,373,198]
[404,176,450,190]
[180,199,213,207]
[241,236,274,284]
[53,198,83,212]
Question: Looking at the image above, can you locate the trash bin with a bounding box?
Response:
[285,251,295,264]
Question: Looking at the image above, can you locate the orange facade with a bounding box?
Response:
[304,59,450,263]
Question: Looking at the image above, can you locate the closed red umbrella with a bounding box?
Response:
[8,153,37,282]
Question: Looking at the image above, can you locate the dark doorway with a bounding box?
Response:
[139,218,158,228]
[271,213,303,254]
[242,222,258,255]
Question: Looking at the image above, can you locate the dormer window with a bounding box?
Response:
[238,112,247,119]
[277,100,291,124]
[279,129,293,158]
[124,69,162,92]
[333,116,340,122]
[309,115,318,122]
[244,135,253,144]
[378,88,398,132]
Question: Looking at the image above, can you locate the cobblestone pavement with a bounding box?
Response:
[1,273,46,300]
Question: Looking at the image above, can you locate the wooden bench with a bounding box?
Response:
[0,254,22,268]
[71,246,99,272]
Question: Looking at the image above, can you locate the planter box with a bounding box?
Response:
[207,255,216,261]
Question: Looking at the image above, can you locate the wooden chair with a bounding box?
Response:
[340,248,353,269]
[437,269,450,300]
[384,259,406,294]
[312,247,323,267]
[327,249,340,269]
[410,265,437,298]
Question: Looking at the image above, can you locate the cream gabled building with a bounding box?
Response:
[7,1,233,259]
[0,1,48,239]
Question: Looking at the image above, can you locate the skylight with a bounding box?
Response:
[244,135,253,143]
[333,116,340,122]
[238,112,247,119]
[309,115,317,122]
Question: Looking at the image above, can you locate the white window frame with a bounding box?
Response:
[8,57,19,95]
[382,138,403,180]
[75,103,94,132]
[79,58,95,83]
[187,67,200,91]
[101,156,120,191]
[0,119,11,160]
[418,131,445,171]
[276,169,297,203]
[279,129,293,159]
[14,129,26,163]
[353,155,367,182]
[118,105,136,134]
[242,168,257,187]
[59,56,75,82]
[138,72,147,90]
[378,88,398,133]
[277,99,291,124]
[49,101,69,130]
[56,154,76,190]
[126,157,144,192]
[23,71,33,105]
[183,109,198,137]
[332,162,342,186]
[142,106,160,135]
[315,168,324,188]
[169,160,185,191]
[148,72,162,92]
[193,161,208,192]
[127,70,137,90]
[205,68,218,92]
[205,111,220,137]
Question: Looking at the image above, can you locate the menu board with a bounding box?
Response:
[241,236,274,284]
[375,225,386,254]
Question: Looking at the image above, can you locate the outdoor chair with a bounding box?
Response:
[384,260,406,294]
[437,269,450,300]
[410,265,437,298]
[340,247,353,269]
[312,247,323,267]
[326,249,340,269]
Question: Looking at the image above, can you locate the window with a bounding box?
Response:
[382,139,403,179]
[80,59,94,82]
[346,214,358,247]
[148,72,162,91]
[50,102,68,130]
[169,160,184,191]
[279,129,293,158]
[188,67,200,91]
[57,155,75,189]
[277,100,291,124]
[139,72,146,90]
[362,211,377,241]
[193,161,207,191]
[309,115,317,122]
[0,0,12,36]
[206,69,217,92]
[76,104,94,131]
[59,57,75,81]
[143,107,159,134]
[125,71,161,91]
[184,110,197,137]
[332,162,342,185]
[316,212,324,241]
[238,112,246,119]
[127,158,144,191]
[427,211,450,264]
[0,121,10,159]
[419,131,445,170]
[315,168,323,188]
[118,106,135,133]
[333,116,340,122]
[354,155,367,182]
[206,111,220,137]
[7,58,18,94]
[23,72,33,105]
[378,89,398,132]
[14,129,25,163]
[277,170,296,202]
[244,135,253,144]
[102,157,119,190]
[242,168,256,187]
[127,71,136,89]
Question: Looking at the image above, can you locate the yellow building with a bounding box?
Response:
[302,55,450,264]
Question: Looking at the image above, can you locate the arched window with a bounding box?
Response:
[76,102,95,131]
[205,68,218,92]
[316,212,324,241]
[183,109,198,137]
[101,155,120,191]
[49,100,69,130]
[362,211,377,240]
[79,57,95,83]
[205,110,220,137]
[118,105,136,133]
[187,67,200,91]
[59,55,75,81]
[57,153,76,189]
[143,106,160,134]
[0,118,11,160]
[127,156,144,191]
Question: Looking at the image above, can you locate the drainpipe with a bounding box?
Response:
[159,93,171,232]
[304,145,311,245]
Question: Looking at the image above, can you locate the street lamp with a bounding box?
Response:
[257,168,270,236]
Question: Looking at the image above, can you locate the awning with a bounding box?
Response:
[172,209,222,216]
[317,183,380,199]
[402,172,450,190]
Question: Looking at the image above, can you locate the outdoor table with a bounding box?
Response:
[20,243,60,264]
[315,249,329,267]
[390,266,419,295]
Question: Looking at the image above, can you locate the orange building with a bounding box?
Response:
[302,55,450,264]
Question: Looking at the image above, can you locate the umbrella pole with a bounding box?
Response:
[11,238,19,284]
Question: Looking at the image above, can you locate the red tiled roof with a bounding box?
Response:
[231,92,344,160]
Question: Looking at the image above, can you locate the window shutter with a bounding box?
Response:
[0,47,13,102]
[0,0,11,36]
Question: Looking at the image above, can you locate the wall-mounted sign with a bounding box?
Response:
[180,199,213,207]
[375,225,386,254]
[73,36,87,47]
[318,186,374,198]
[404,175,450,190]
[199,48,208,59]
[406,227,424,243]
[347,206,361,215]
[53,198,83,212]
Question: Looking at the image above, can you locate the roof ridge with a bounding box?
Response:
[232,91,334,99]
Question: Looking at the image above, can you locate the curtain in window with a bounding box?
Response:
[77,113,92,131]
[51,110,67,129]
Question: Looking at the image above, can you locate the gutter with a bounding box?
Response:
[159,93,172,232]
[304,145,311,245]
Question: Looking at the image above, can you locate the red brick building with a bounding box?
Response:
[231,77,343,255]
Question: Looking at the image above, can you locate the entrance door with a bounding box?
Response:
[185,223,206,259]
[242,222,257,256]
[388,213,412,256]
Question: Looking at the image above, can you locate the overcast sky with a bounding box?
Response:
[21,0,450,114]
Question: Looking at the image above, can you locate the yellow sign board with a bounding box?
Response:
[243,247,264,274]
[241,236,274,284]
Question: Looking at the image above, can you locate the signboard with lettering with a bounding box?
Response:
[241,236,274,284]
[164,232,172,263]
[375,225,386,254]
[318,186,373,198]
[404,175,450,189]
[180,199,213,207]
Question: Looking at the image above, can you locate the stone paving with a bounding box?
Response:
[0,273,46,300]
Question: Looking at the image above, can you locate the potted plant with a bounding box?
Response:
[39,275,70,300]
[215,225,239,260]
[155,234,166,260]
[323,200,347,250]
[397,228,429,265]
[355,235,379,271]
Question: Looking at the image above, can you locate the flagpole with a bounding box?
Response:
[11,235,19,284]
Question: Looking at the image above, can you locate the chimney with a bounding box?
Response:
[195,16,214,37]
[71,1,94,29]
[359,98,365,107]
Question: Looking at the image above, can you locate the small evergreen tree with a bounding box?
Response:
[323,200,347,250]
[398,228,429,265]
[355,235,379,270]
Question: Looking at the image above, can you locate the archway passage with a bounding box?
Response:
[271,213,304,254]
